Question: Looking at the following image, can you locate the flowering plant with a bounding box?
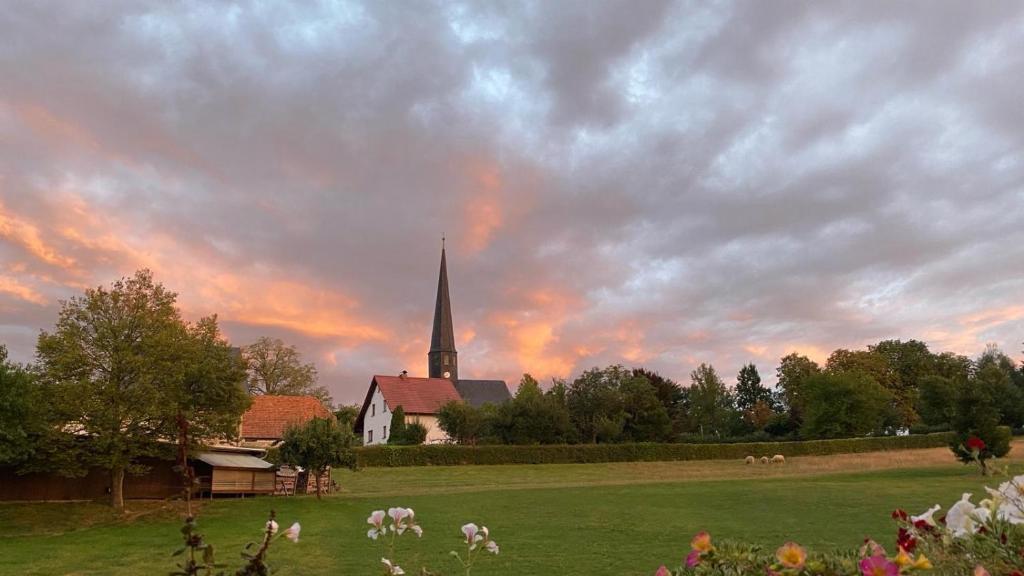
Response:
[172,510,299,576]
[366,506,423,575]
[449,522,500,575]
[653,475,1024,576]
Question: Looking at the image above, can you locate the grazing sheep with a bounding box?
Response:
[771,454,785,464]
[760,456,769,464]
[744,455,755,464]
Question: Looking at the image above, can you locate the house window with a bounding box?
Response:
[368,429,374,443]
[384,425,388,439]
[371,403,376,417]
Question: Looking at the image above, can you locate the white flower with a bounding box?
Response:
[265,520,279,535]
[282,522,301,543]
[911,504,941,527]
[381,558,405,575]
[986,476,1024,525]
[367,510,387,540]
[947,493,984,538]
[485,540,499,555]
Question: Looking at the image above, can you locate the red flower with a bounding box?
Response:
[896,528,917,553]
[891,509,908,521]
[966,436,986,451]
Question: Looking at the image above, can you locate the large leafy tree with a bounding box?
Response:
[37,270,183,510]
[684,363,736,438]
[631,368,684,419]
[490,374,575,445]
[916,375,959,427]
[800,372,895,439]
[0,346,48,466]
[36,270,250,510]
[734,363,772,412]
[566,366,629,443]
[776,353,820,425]
[619,374,672,442]
[279,417,354,499]
[241,337,331,406]
[437,400,486,445]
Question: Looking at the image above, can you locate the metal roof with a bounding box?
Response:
[455,379,511,408]
[196,452,274,470]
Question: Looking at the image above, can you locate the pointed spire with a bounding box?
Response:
[430,241,456,354]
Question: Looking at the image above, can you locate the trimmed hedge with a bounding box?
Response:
[353,432,955,468]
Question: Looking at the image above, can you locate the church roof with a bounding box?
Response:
[454,379,511,408]
[369,374,462,416]
[240,395,334,440]
[430,246,456,353]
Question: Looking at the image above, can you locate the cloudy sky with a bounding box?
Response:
[1,1,1022,404]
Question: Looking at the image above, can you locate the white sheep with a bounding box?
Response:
[771,454,785,464]
[744,455,755,464]
[760,456,769,464]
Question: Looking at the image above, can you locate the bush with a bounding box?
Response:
[353,432,954,467]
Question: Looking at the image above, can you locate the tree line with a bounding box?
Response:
[0,269,344,509]
[437,340,1024,445]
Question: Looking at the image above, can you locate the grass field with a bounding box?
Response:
[1,443,1021,575]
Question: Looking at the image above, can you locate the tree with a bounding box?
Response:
[734,363,772,412]
[242,337,331,406]
[387,405,426,445]
[916,375,958,427]
[437,400,485,445]
[490,374,575,445]
[169,316,250,514]
[36,270,186,510]
[333,404,360,434]
[684,363,736,438]
[826,347,916,428]
[631,368,684,418]
[776,353,820,425]
[950,364,1012,474]
[279,416,354,499]
[619,374,672,442]
[800,372,894,439]
[566,366,628,443]
[0,346,47,467]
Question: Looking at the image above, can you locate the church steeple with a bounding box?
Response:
[428,239,457,381]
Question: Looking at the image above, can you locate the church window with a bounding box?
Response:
[443,354,450,366]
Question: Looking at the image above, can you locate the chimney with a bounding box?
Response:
[399,370,408,379]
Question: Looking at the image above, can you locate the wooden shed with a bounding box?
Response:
[194,451,275,497]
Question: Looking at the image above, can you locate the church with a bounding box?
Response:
[355,244,510,445]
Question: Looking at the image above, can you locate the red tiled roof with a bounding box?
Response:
[240,395,333,440]
[373,375,462,415]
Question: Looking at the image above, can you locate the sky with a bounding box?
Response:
[1,1,1022,405]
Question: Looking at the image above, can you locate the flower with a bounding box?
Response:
[986,476,1024,524]
[690,531,714,553]
[367,510,387,540]
[485,540,499,555]
[388,507,411,534]
[775,542,807,569]
[896,527,917,552]
[265,519,279,535]
[974,566,990,576]
[462,523,483,548]
[405,508,423,537]
[685,550,701,568]
[891,509,908,521]
[947,493,985,537]
[966,436,986,452]
[654,566,671,576]
[911,554,932,570]
[859,539,886,558]
[381,558,405,575]
[282,522,301,543]
[859,555,899,576]
[911,504,941,528]
[894,547,912,568]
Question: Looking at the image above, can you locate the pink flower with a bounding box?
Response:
[966,436,986,452]
[282,522,300,543]
[685,550,701,568]
[690,531,714,553]
[859,555,899,576]
[974,566,990,576]
[654,566,671,576]
[367,510,387,540]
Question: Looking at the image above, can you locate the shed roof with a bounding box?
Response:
[454,379,511,407]
[196,452,274,470]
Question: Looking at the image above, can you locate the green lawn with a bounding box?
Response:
[0,452,1017,576]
